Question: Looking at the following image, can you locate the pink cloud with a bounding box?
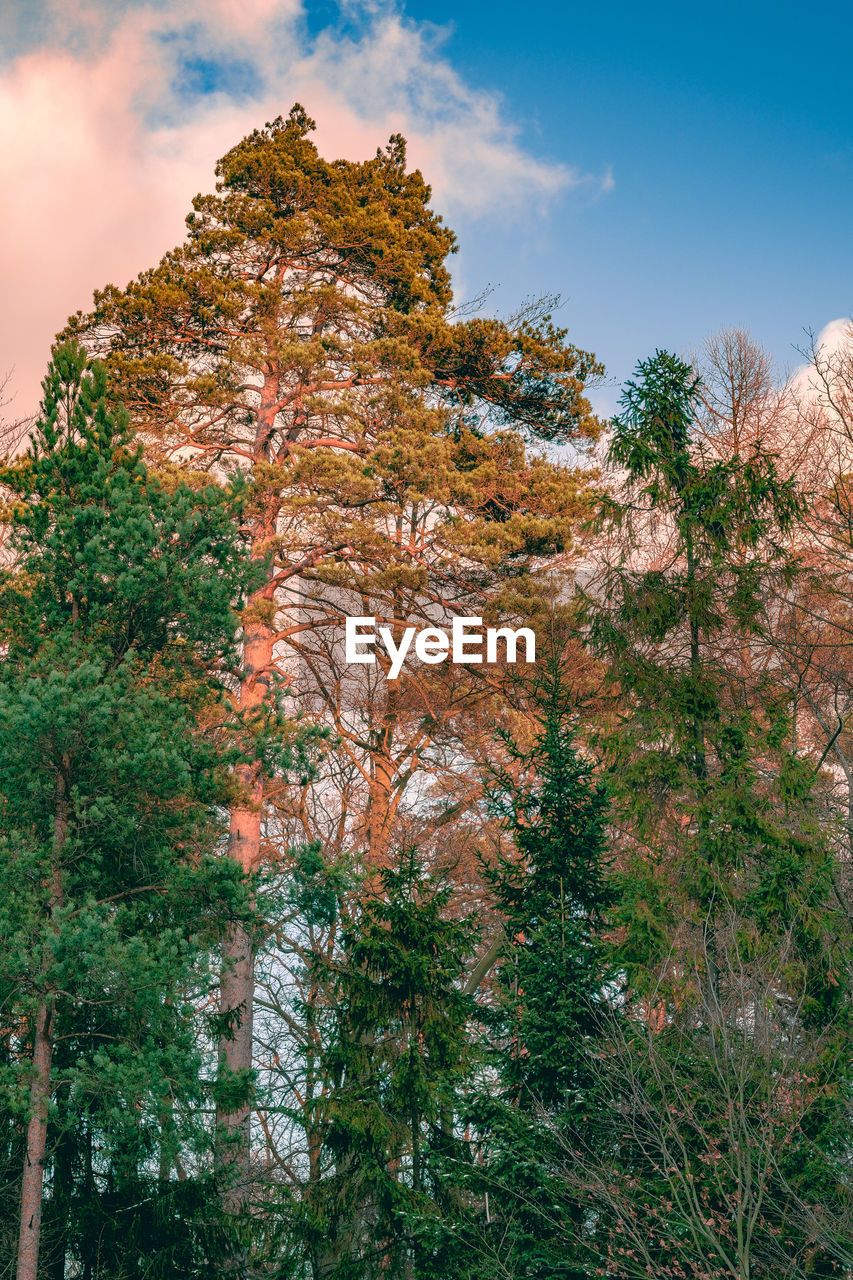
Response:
[0,1,603,420]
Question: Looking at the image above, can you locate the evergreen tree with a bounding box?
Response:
[452,659,612,1279]
[289,846,475,1280]
[580,350,852,1277]
[588,350,810,930]
[0,341,255,1279]
[65,105,603,1210]
[587,350,835,995]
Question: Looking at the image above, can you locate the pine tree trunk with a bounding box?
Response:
[16,998,54,1280]
[366,688,399,867]
[216,516,276,1215]
[17,768,67,1280]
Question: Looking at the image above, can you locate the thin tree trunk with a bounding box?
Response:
[215,614,271,1209]
[215,461,278,1213]
[16,998,55,1280]
[686,532,707,783]
[17,767,67,1280]
[217,916,258,1207]
[366,671,400,868]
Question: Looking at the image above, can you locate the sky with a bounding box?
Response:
[1,0,852,420]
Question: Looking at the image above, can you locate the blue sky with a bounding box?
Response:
[1,0,851,416]
[390,0,853,403]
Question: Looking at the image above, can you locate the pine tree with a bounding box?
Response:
[0,341,256,1279]
[65,104,603,1213]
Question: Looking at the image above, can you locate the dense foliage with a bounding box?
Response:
[0,341,257,1276]
[3,119,853,1280]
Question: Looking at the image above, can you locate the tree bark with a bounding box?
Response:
[215,615,271,1209]
[216,469,278,1213]
[16,998,55,1280]
[365,679,400,868]
[17,767,67,1280]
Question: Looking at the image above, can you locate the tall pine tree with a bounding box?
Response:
[0,342,257,1279]
[65,106,603,1211]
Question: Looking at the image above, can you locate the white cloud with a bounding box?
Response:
[811,316,853,360]
[0,0,611,419]
[788,316,853,399]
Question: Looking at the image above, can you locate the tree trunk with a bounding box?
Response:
[17,768,67,1280]
[215,506,276,1213]
[366,687,399,868]
[217,916,258,1209]
[685,532,707,783]
[16,998,55,1280]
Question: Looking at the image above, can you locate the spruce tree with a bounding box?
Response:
[453,659,612,1279]
[587,350,832,990]
[581,351,851,1277]
[288,846,475,1280]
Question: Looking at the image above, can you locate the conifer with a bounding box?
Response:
[454,658,612,1279]
[65,105,604,1208]
[581,350,851,1277]
[286,846,474,1279]
[0,342,253,1279]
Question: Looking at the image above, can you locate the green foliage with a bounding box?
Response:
[0,113,847,1280]
[58,107,609,1270]
[0,341,254,1277]
[580,350,853,1278]
[296,847,475,1280]
[484,661,611,1109]
[64,107,603,660]
[587,350,828,960]
[449,661,613,1280]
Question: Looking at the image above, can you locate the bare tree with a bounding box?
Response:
[0,369,33,456]
[554,916,853,1280]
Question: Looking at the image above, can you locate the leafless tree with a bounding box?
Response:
[552,915,853,1280]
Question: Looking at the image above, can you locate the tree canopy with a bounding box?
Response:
[3,115,853,1280]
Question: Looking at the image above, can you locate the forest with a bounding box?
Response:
[2,104,853,1279]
